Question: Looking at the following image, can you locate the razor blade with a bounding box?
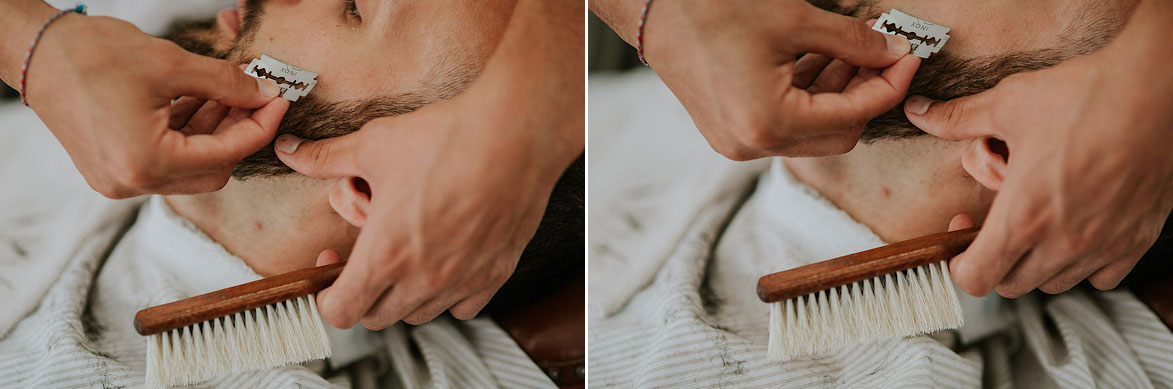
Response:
[872,9,950,59]
[244,55,318,101]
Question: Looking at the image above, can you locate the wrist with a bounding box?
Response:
[469,0,584,170]
[0,0,56,88]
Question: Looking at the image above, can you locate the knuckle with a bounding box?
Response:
[994,277,1031,298]
[738,124,782,151]
[450,307,478,320]
[1038,277,1076,294]
[322,309,350,329]
[113,161,158,189]
[1089,275,1121,291]
[953,275,987,297]
[826,136,858,155]
[994,284,1029,298]
[942,102,967,126]
[842,20,873,54]
[87,179,130,199]
[359,317,389,331]
[714,143,754,161]
[402,311,434,325]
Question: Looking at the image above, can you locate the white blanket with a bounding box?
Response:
[587,69,1173,388]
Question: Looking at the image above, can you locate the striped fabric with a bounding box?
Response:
[0,195,553,388]
[587,70,1173,388]
[589,158,1173,388]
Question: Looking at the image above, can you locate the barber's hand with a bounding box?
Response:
[905,18,1173,298]
[275,89,570,329]
[639,1,920,158]
[23,15,287,198]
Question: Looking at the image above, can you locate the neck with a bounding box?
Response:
[164,176,359,277]
[783,138,993,242]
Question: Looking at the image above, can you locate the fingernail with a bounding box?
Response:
[275,134,304,154]
[906,95,935,115]
[257,78,280,98]
[885,34,910,56]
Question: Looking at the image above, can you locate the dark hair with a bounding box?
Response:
[804,0,1128,141]
[485,155,585,312]
[164,9,584,311]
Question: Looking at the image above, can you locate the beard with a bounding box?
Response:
[162,1,443,179]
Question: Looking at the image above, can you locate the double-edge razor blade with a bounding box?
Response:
[244,55,318,101]
[872,9,950,59]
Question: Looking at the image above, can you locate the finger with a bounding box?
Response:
[274,133,364,179]
[359,282,432,330]
[995,239,1080,298]
[792,54,833,89]
[791,6,910,68]
[163,42,281,108]
[807,59,858,94]
[403,292,468,325]
[318,221,399,329]
[949,196,1036,296]
[186,101,231,135]
[948,214,976,231]
[1087,249,1144,291]
[904,91,1002,140]
[449,286,501,320]
[169,97,206,130]
[1038,236,1140,293]
[796,53,920,130]
[157,97,289,174]
[843,66,880,90]
[144,169,234,195]
[315,249,344,266]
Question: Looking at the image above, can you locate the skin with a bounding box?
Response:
[906,0,1172,299]
[166,0,517,277]
[793,0,1167,300]
[589,0,921,158]
[171,0,584,330]
[786,137,998,243]
[786,0,1127,242]
[275,0,584,330]
[0,0,287,198]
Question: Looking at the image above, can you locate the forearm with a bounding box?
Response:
[1098,0,1173,102]
[0,0,55,87]
[589,0,642,46]
[474,0,585,172]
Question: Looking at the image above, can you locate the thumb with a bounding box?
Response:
[904,92,1000,140]
[274,133,362,179]
[165,43,281,108]
[794,7,911,68]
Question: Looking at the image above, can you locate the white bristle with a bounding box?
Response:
[144,294,332,388]
[766,261,964,361]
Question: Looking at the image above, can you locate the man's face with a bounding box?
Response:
[809,0,1135,140]
[223,0,511,103]
[167,0,515,177]
[861,0,1131,59]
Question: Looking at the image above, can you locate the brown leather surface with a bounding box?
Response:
[1132,277,1173,331]
[493,278,585,387]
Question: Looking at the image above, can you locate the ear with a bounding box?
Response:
[217,8,241,40]
[961,137,1009,191]
[328,177,371,228]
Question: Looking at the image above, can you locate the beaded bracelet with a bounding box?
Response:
[19,4,88,107]
[636,0,655,66]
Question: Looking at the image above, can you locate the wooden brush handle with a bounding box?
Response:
[756,227,979,303]
[134,262,345,336]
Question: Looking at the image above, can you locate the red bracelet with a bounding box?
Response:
[636,0,655,66]
[19,4,88,107]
